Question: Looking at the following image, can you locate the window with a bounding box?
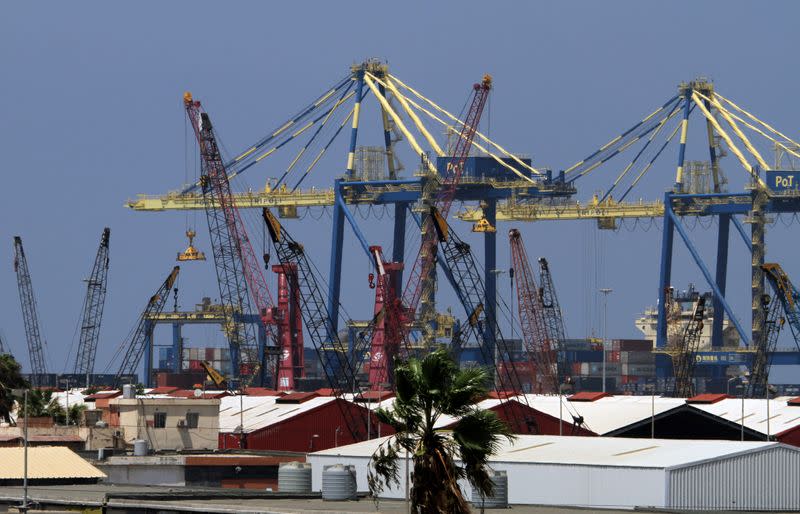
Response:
[153,412,166,428]
[186,412,199,429]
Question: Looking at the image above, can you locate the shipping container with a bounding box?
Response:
[621,351,655,364]
[622,364,656,376]
[614,339,653,352]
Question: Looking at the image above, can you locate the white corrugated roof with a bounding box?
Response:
[312,434,787,470]
[434,399,505,428]
[517,394,686,435]
[218,395,346,433]
[0,446,106,479]
[689,397,800,436]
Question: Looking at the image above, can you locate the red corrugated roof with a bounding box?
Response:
[787,397,800,406]
[686,393,729,404]
[487,391,517,400]
[356,390,395,402]
[315,388,336,397]
[244,388,285,397]
[276,391,319,403]
[148,386,181,395]
[168,389,230,399]
[83,391,122,401]
[568,391,611,402]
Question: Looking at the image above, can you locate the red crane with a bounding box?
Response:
[273,263,305,391]
[401,75,493,326]
[509,229,559,394]
[367,246,406,390]
[184,92,279,385]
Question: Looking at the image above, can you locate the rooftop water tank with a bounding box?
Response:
[321,464,356,501]
[133,439,148,457]
[122,384,135,399]
[278,461,312,493]
[471,469,508,509]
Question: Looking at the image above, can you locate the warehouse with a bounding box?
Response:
[308,435,800,510]
[218,391,389,451]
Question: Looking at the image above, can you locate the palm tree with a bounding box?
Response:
[368,348,514,513]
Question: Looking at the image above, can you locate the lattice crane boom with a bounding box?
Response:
[13,236,48,386]
[671,296,706,398]
[184,93,278,385]
[508,230,559,394]
[402,75,492,321]
[73,228,111,377]
[537,257,571,387]
[750,262,800,397]
[115,267,180,382]
[263,208,371,440]
[762,263,800,349]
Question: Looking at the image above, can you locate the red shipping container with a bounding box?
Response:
[206,348,215,360]
[189,360,203,371]
[609,351,620,363]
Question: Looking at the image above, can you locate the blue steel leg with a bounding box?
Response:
[656,192,675,349]
[669,209,750,346]
[732,216,753,250]
[172,322,181,373]
[483,200,497,367]
[712,214,730,348]
[392,203,407,289]
[327,179,345,333]
[144,320,154,387]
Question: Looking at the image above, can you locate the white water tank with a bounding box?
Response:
[133,439,148,456]
[278,461,312,493]
[122,384,135,399]
[471,470,508,509]
[321,464,357,501]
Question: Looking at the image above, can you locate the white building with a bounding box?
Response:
[308,435,800,511]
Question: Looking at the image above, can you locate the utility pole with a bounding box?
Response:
[599,288,613,393]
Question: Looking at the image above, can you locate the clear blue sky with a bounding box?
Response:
[2,1,799,378]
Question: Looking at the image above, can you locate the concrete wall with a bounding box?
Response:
[111,398,219,451]
[0,425,115,451]
[99,456,185,486]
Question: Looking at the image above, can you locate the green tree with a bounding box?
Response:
[17,389,55,418]
[368,348,514,513]
[0,354,28,424]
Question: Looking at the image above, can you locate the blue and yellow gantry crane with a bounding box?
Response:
[127,60,575,385]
